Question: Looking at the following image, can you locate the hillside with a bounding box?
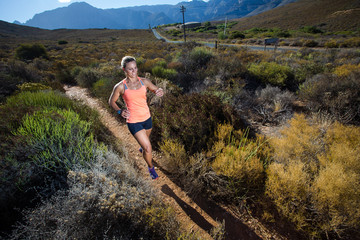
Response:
[231,0,360,31]
[0,20,155,44]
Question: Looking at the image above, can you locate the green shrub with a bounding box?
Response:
[266,114,360,238]
[15,43,48,61]
[166,29,182,37]
[294,61,325,84]
[229,31,245,39]
[92,77,117,102]
[151,65,177,80]
[188,46,214,69]
[248,62,293,87]
[6,90,73,110]
[75,67,99,88]
[0,90,108,231]
[300,26,323,34]
[13,108,105,172]
[218,32,228,40]
[58,40,68,45]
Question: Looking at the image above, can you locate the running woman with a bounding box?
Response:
[109,56,164,179]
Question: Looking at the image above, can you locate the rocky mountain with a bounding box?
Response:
[23,0,297,30]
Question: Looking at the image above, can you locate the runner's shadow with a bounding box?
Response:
[192,196,262,240]
[161,184,214,233]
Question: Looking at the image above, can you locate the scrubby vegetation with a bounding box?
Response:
[158,21,360,49]
[1,26,360,239]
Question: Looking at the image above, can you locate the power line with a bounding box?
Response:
[180,5,186,42]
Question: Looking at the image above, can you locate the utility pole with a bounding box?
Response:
[180,5,186,42]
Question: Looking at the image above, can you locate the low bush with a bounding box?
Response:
[299,72,360,124]
[16,82,51,92]
[303,39,318,47]
[300,26,323,34]
[151,93,243,155]
[248,61,293,87]
[293,61,325,84]
[324,39,339,48]
[0,90,109,231]
[58,40,68,45]
[92,77,118,103]
[210,124,270,196]
[266,114,360,238]
[253,85,295,124]
[229,31,245,39]
[151,65,177,80]
[11,150,186,239]
[75,67,99,88]
[340,37,360,48]
[159,138,187,173]
[12,108,105,173]
[6,60,42,82]
[15,43,48,61]
[181,46,214,72]
[333,63,360,77]
[0,72,22,102]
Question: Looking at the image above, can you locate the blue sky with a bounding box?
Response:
[0,0,203,23]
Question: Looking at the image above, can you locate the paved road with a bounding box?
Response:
[152,29,296,52]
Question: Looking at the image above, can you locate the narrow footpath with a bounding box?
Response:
[64,85,287,240]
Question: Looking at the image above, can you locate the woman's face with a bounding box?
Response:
[124,61,138,78]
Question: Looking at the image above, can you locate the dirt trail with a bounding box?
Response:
[64,85,286,240]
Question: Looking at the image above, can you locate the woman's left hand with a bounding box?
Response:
[155,88,164,97]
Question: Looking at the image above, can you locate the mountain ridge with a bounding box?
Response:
[22,0,297,30]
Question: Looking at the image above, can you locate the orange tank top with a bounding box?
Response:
[122,78,151,123]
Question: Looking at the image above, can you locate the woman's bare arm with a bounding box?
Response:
[142,78,164,97]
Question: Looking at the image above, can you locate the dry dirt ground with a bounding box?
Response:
[64,85,288,240]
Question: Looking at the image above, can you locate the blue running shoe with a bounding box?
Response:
[148,166,159,180]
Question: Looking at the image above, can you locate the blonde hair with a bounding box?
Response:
[121,56,136,69]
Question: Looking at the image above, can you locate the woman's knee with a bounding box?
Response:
[143,144,152,154]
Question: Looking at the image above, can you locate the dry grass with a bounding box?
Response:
[231,0,360,32]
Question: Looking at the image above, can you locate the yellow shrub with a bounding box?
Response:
[159,138,187,173]
[17,82,51,92]
[266,161,310,229]
[322,122,360,172]
[333,64,360,77]
[266,114,360,237]
[312,162,360,232]
[269,113,321,171]
[210,124,268,191]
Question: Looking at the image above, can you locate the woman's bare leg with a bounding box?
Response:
[133,129,153,168]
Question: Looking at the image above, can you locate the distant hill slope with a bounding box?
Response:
[0,20,50,38]
[21,0,296,30]
[231,0,360,31]
[0,20,154,42]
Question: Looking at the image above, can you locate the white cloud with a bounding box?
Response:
[58,0,71,3]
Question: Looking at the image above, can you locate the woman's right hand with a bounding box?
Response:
[121,109,130,119]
